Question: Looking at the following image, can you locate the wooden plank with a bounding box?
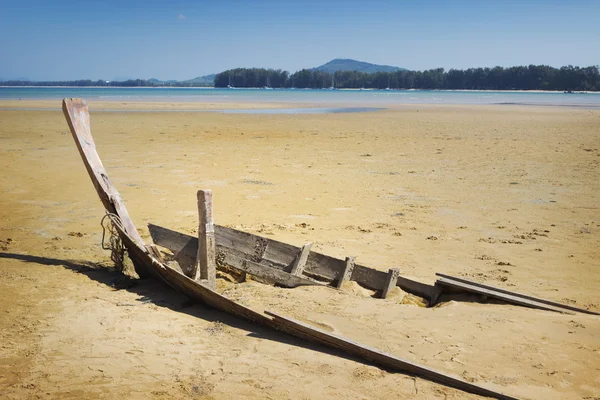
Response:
[396,275,435,300]
[62,98,144,246]
[148,223,194,254]
[436,273,599,315]
[289,243,312,276]
[262,238,298,266]
[304,250,346,280]
[148,223,278,270]
[436,276,574,314]
[381,268,400,299]
[148,224,435,299]
[195,190,216,288]
[350,265,387,290]
[336,256,355,289]
[226,254,324,288]
[217,224,268,257]
[149,224,323,288]
[264,311,519,400]
[63,98,152,278]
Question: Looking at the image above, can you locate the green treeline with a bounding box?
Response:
[3,65,598,90]
[214,68,289,88]
[215,65,600,91]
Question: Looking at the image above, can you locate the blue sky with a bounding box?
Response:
[1,0,598,81]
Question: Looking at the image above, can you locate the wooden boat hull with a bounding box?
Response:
[148,223,436,298]
[62,98,519,400]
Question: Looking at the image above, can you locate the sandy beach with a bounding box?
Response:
[1,101,599,399]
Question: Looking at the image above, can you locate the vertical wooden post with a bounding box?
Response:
[196,190,216,289]
[290,242,312,276]
[381,268,400,299]
[336,256,355,289]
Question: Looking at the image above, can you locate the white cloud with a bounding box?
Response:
[177,14,186,20]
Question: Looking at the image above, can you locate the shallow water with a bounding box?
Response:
[0,106,385,114]
[217,107,385,114]
[1,87,599,108]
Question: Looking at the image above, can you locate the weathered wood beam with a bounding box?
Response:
[289,242,312,276]
[148,225,322,288]
[435,273,599,315]
[195,190,216,289]
[436,273,599,315]
[381,268,400,299]
[62,98,144,245]
[226,254,324,288]
[265,311,519,400]
[148,224,436,299]
[63,98,153,277]
[336,256,355,289]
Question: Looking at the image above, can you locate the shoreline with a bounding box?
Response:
[1,87,598,110]
[0,99,598,112]
[1,85,598,94]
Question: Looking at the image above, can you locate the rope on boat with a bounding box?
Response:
[101,212,126,272]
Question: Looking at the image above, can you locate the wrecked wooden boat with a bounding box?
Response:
[147,223,599,316]
[147,223,434,297]
[66,97,568,400]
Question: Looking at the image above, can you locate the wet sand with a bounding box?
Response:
[1,102,599,399]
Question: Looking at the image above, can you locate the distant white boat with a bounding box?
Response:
[328,72,336,90]
[263,76,273,90]
[385,75,392,90]
[227,75,235,89]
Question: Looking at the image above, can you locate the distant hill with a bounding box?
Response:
[111,76,135,82]
[182,74,216,85]
[147,78,179,84]
[314,59,406,74]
